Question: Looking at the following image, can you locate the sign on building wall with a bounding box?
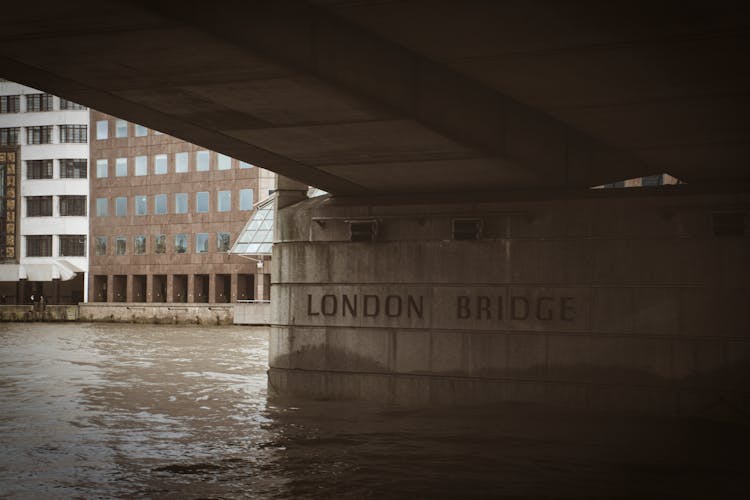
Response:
[0,149,18,260]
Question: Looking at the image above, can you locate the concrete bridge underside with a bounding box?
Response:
[2,1,749,415]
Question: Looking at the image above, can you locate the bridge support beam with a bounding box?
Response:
[269,189,750,416]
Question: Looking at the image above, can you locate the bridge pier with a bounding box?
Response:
[270,188,750,416]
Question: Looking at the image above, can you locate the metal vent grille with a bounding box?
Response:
[349,220,378,242]
[453,219,482,240]
[713,212,746,237]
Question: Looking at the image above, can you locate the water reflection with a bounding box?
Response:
[1,322,749,499]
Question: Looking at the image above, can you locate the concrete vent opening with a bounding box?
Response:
[453,219,482,240]
[713,212,746,237]
[348,220,378,242]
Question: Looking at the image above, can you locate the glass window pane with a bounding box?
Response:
[115,237,126,255]
[217,232,231,252]
[175,193,188,214]
[115,119,128,138]
[217,154,231,170]
[96,120,108,140]
[96,159,108,178]
[155,194,167,214]
[196,192,209,213]
[135,195,147,215]
[134,235,146,255]
[135,156,147,176]
[196,150,209,171]
[154,154,167,175]
[240,189,254,210]
[115,158,127,177]
[239,161,254,169]
[154,234,166,254]
[175,234,188,254]
[175,152,188,173]
[96,198,108,216]
[196,233,209,253]
[115,197,127,216]
[217,190,231,212]
[95,236,107,256]
[134,124,148,137]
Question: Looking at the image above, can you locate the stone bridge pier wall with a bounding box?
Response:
[269,190,749,416]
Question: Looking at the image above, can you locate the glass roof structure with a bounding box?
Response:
[230,196,274,256]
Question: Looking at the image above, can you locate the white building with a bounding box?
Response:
[0,80,89,304]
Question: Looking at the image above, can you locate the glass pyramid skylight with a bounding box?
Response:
[230,196,274,256]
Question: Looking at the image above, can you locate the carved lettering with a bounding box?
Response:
[536,296,554,321]
[364,295,380,317]
[477,295,491,320]
[511,296,529,320]
[321,294,337,316]
[342,294,357,317]
[307,294,319,316]
[408,295,423,319]
[561,297,576,321]
[385,295,402,317]
[457,296,470,319]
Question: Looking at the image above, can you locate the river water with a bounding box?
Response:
[1,322,749,499]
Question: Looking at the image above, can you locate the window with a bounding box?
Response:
[59,235,86,257]
[154,234,166,254]
[0,127,19,145]
[175,152,188,173]
[96,198,108,216]
[0,95,20,113]
[26,196,52,217]
[452,219,482,240]
[154,154,167,175]
[175,193,188,214]
[26,235,52,257]
[26,93,53,112]
[115,157,127,177]
[196,192,209,213]
[135,156,147,176]
[349,220,378,242]
[641,174,663,187]
[60,159,87,179]
[196,150,209,171]
[59,98,86,110]
[26,160,52,179]
[96,159,108,178]
[134,124,148,137]
[134,235,146,255]
[217,154,231,170]
[60,196,86,216]
[175,233,188,254]
[115,197,127,216]
[217,190,231,212]
[196,233,209,253]
[26,126,53,144]
[217,232,231,252]
[239,161,254,169]
[59,125,87,143]
[135,195,147,215]
[115,119,128,138]
[239,189,254,210]
[95,236,107,256]
[96,120,108,139]
[154,194,167,214]
[115,236,126,255]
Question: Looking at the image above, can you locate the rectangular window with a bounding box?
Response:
[196,233,209,253]
[217,154,231,170]
[217,232,231,252]
[154,194,167,214]
[115,157,127,177]
[134,235,146,255]
[196,150,209,171]
[115,197,127,216]
[59,195,86,216]
[175,193,188,214]
[135,156,147,176]
[217,190,231,212]
[26,196,52,217]
[115,119,128,138]
[60,159,87,179]
[26,126,53,144]
[95,236,107,256]
[96,197,108,216]
[239,161,254,169]
[26,93,53,112]
[96,120,108,139]
[175,152,188,173]
[239,189,254,210]
[26,235,52,257]
[115,236,126,255]
[154,234,166,254]
[96,159,108,178]
[175,233,188,254]
[135,195,147,215]
[26,160,53,179]
[154,154,167,175]
[59,125,87,143]
[134,124,148,137]
[59,98,86,110]
[196,192,209,213]
[59,235,86,257]
[0,127,19,145]
[0,95,20,113]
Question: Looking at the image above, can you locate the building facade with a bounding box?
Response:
[0,80,89,304]
[88,110,273,304]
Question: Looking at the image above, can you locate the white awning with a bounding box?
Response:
[0,264,20,281]
[23,264,55,281]
[57,260,83,280]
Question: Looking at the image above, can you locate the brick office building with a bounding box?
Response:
[88,110,273,304]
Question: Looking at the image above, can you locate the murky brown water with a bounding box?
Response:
[1,322,749,499]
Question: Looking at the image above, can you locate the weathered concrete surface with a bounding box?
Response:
[234,303,271,325]
[79,303,233,325]
[0,305,78,322]
[270,187,750,416]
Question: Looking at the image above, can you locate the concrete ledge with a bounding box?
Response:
[78,303,233,325]
[0,305,78,322]
[234,302,271,325]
